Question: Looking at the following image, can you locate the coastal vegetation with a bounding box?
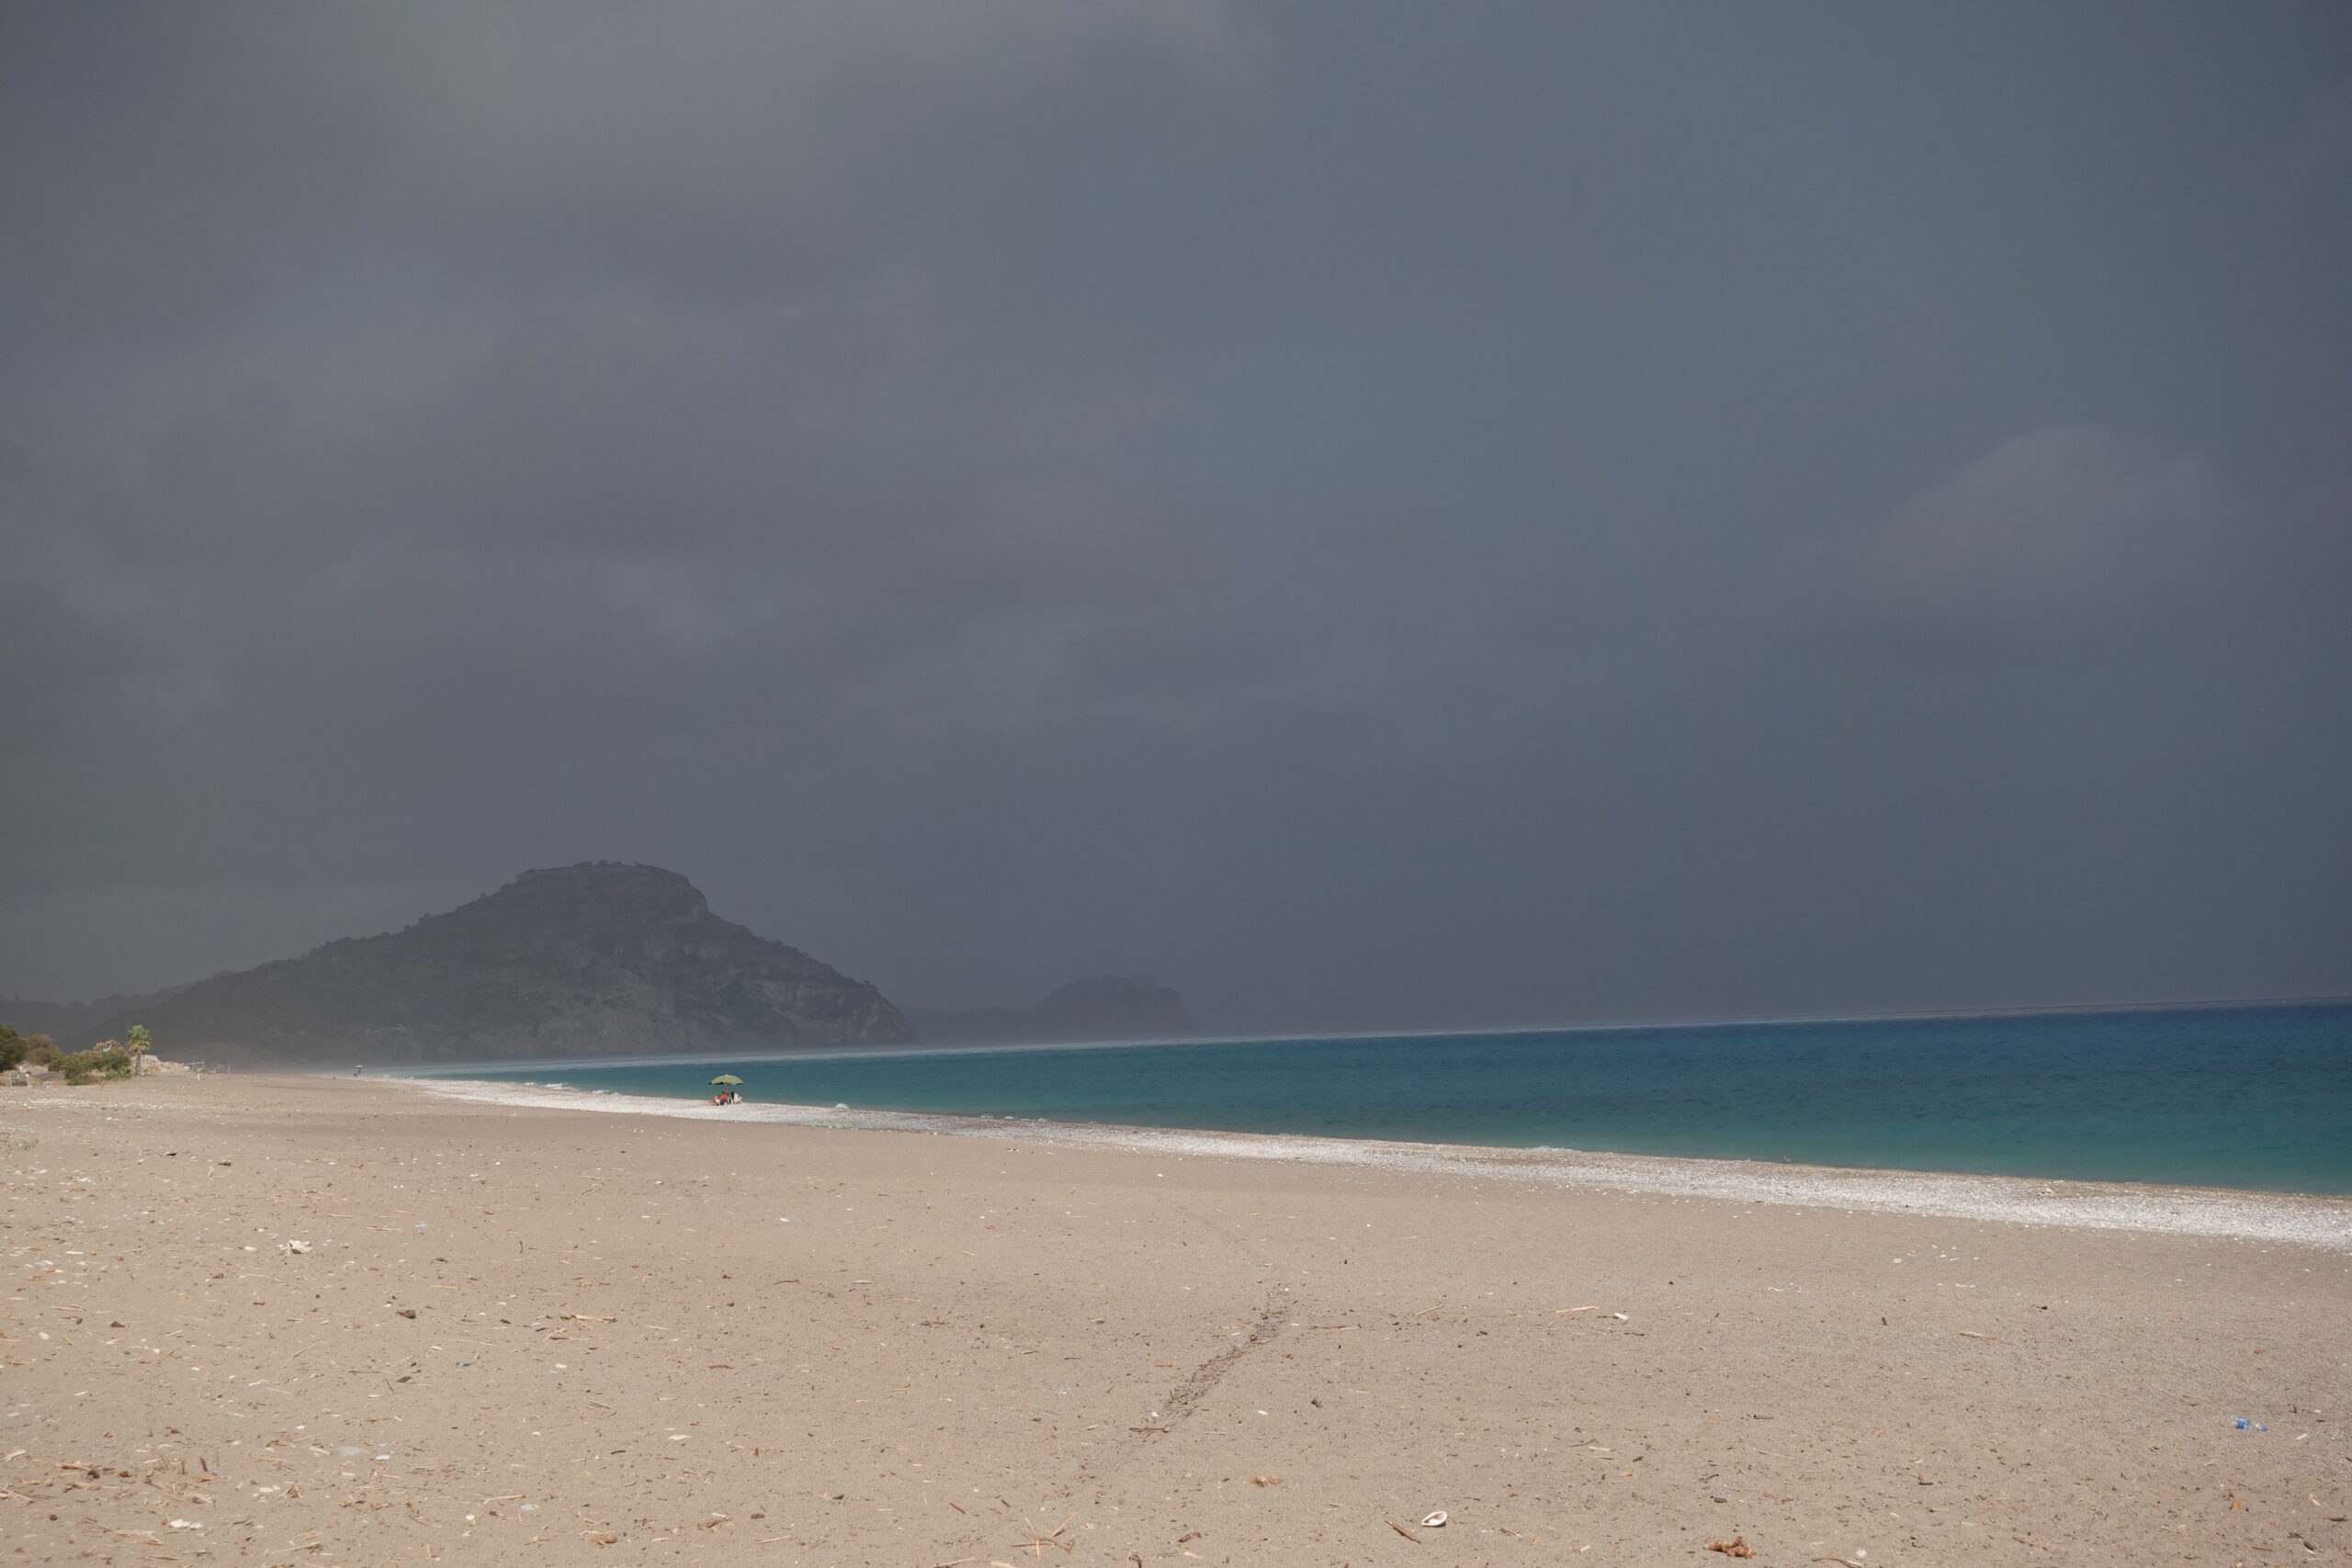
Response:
[0,1027,59,1071]
[54,1043,135,1084]
[3,1021,135,1082]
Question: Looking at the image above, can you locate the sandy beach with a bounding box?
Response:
[5,1075,2347,1567]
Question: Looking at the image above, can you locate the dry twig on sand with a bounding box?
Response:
[1010,1514,1075,1558]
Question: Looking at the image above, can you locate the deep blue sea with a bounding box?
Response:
[425,1003,2352,1194]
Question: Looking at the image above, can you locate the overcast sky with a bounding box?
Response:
[3,2,2346,1028]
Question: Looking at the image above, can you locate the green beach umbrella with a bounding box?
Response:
[709,1074,743,1087]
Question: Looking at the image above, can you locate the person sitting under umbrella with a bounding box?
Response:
[709,1073,745,1105]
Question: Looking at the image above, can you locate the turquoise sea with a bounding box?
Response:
[425,1002,2352,1195]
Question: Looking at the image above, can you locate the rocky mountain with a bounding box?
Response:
[908,975,1193,1044]
[72,863,910,1064]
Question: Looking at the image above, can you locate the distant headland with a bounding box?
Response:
[905,976,1194,1044]
[4,863,1190,1066]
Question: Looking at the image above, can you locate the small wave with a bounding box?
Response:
[403,1077,2352,1254]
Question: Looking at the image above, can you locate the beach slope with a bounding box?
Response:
[4,1075,2346,1566]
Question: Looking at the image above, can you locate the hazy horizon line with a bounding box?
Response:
[377,989,2352,1078]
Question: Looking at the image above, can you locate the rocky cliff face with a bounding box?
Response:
[908,975,1193,1044]
[77,863,910,1063]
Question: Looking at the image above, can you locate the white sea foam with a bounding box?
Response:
[407,1077,2352,1254]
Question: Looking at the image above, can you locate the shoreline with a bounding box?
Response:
[410,1076,2352,1253]
[8,1072,2347,1565]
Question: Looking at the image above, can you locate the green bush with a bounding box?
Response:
[0,1026,24,1072]
[57,1045,134,1085]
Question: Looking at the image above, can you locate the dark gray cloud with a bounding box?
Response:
[4,2,2347,1026]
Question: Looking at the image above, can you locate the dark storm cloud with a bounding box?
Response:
[4,2,2347,1023]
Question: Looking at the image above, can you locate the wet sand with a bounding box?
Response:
[4,1073,2347,1566]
